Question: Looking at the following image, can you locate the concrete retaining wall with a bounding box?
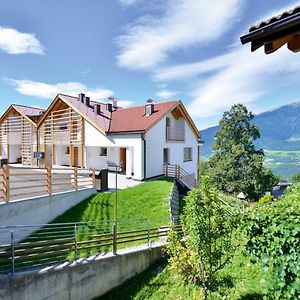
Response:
[0,243,164,300]
[0,188,96,243]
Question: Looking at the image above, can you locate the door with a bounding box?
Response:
[73,147,79,167]
[120,148,126,174]
[163,148,170,164]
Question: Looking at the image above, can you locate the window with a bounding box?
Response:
[183,147,192,162]
[59,124,68,130]
[163,148,170,164]
[65,147,70,155]
[100,147,107,156]
[166,117,170,128]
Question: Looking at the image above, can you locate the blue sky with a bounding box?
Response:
[0,0,300,129]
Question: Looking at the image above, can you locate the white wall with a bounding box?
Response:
[145,113,198,179]
[9,145,22,163]
[55,145,70,166]
[85,147,120,171]
[84,121,144,180]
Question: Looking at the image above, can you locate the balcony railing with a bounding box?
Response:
[166,127,185,142]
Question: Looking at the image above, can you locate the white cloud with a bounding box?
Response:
[118,0,141,6]
[0,27,44,55]
[156,89,177,99]
[116,0,244,70]
[7,79,114,101]
[116,100,135,107]
[187,46,300,118]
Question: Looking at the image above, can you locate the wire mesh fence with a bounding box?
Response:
[0,217,181,276]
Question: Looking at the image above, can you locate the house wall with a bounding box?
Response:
[85,146,120,170]
[9,144,22,163]
[55,145,70,166]
[84,121,143,180]
[145,113,198,178]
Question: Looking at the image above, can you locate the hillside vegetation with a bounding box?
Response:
[201,102,300,178]
[100,184,300,299]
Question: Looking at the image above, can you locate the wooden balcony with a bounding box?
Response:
[166,127,185,142]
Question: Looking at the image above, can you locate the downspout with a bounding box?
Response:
[141,133,146,181]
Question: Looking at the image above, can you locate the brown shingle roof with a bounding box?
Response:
[109,101,179,133]
[249,5,300,32]
[54,94,197,136]
[12,104,45,117]
[59,94,112,132]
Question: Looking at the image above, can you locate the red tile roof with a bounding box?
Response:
[249,5,300,32]
[109,101,179,133]
[12,104,45,117]
[55,94,189,135]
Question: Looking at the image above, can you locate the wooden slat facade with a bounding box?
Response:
[0,111,37,165]
[38,106,84,168]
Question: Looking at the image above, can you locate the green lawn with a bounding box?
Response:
[0,178,174,273]
[52,177,173,226]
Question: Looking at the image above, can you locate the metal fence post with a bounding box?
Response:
[11,230,15,276]
[147,219,151,249]
[112,223,117,255]
[74,224,77,260]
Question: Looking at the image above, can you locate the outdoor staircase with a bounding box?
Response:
[163,163,197,190]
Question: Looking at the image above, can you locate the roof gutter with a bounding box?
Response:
[240,13,300,47]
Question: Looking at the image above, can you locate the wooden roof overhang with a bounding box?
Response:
[0,105,37,127]
[240,11,300,54]
[143,101,201,139]
[37,94,106,135]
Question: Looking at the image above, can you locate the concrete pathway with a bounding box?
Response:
[107,172,143,191]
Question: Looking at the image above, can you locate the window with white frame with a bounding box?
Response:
[183,147,192,162]
[99,147,107,156]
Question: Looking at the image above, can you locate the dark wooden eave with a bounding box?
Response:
[240,11,300,54]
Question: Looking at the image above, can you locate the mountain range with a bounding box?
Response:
[200,102,300,179]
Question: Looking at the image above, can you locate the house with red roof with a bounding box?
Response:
[0,93,200,182]
[0,104,45,165]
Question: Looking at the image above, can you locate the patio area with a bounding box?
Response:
[106,172,144,191]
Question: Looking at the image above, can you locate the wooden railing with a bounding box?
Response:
[166,127,185,142]
[163,163,197,189]
[0,165,96,203]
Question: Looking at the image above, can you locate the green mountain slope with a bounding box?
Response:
[201,102,300,179]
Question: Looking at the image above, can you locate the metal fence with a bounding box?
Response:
[0,218,182,276]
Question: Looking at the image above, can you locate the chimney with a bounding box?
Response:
[78,93,85,103]
[94,104,101,115]
[108,96,117,109]
[84,96,91,107]
[106,103,113,112]
[145,103,154,116]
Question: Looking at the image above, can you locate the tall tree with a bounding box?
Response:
[206,104,276,200]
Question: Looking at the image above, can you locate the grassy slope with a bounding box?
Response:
[52,177,173,225]
[98,254,264,300]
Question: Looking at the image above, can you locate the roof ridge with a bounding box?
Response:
[12,104,45,111]
[111,99,180,111]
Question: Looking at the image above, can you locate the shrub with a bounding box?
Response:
[244,184,300,299]
[166,176,240,299]
[257,194,274,206]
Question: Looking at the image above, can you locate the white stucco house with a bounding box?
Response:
[0,93,201,182]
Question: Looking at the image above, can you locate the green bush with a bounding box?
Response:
[166,176,240,299]
[257,194,274,206]
[244,184,300,299]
